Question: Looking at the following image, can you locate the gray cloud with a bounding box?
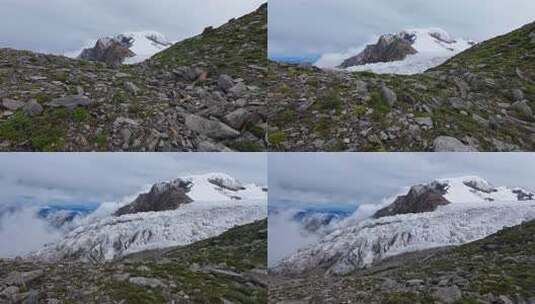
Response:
[1,0,264,54]
[269,0,535,57]
[269,153,535,209]
[0,153,266,208]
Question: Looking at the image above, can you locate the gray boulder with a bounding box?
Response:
[511,100,533,119]
[23,100,43,116]
[433,136,478,152]
[129,277,165,289]
[224,108,257,130]
[381,85,397,106]
[185,114,240,140]
[217,75,235,92]
[2,99,25,111]
[432,286,462,304]
[46,95,92,110]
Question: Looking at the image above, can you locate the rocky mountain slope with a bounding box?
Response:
[33,173,267,263]
[273,177,535,275]
[0,3,267,152]
[268,20,535,152]
[269,219,535,304]
[339,28,474,74]
[0,220,267,304]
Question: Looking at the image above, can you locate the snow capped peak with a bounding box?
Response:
[66,30,175,65]
[428,176,533,204]
[152,172,265,202]
[331,27,475,75]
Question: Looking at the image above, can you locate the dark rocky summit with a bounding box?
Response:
[269,219,535,303]
[373,182,450,218]
[0,220,267,304]
[114,180,193,216]
[340,32,418,68]
[0,3,267,152]
[268,20,535,152]
[79,37,136,67]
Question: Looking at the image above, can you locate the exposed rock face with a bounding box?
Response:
[79,37,136,66]
[374,183,450,218]
[340,32,418,68]
[114,180,193,216]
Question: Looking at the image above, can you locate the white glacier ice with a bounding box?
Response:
[32,173,267,262]
[274,176,535,275]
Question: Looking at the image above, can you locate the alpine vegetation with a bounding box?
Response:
[0,3,267,152]
[268,1,535,152]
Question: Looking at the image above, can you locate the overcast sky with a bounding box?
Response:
[0,153,266,209]
[269,153,535,210]
[269,0,535,57]
[0,0,264,54]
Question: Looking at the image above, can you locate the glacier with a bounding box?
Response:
[274,176,535,275]
[32,173,267,263]
[317,28,474,75]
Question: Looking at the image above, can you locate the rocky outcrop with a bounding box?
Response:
[340,32,418,68]
[79,37,135,66]
[373,183,450,218]
[114,181,193,216]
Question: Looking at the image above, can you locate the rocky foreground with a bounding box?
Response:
[0,4,267,152]
[0,220,267,304]
[269,219,535,304]
[268,20,535,151]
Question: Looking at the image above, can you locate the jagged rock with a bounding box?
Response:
[433,136,478,152]
[46,95,92,110]
[511,100,533,119]
[22,99,43,116]
[432,286,462,304]
[114,180,193,216]
[2,98,24,111]
[185,114,240,140]
[224,108,257,130]
[217,75,235,92]
[374,183,450,218]
[79,37,135,66]
[340,32,418,68]
[129,277,165,288]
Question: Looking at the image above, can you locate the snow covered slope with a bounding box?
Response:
[274,177,535,275]
[66,31,174,64]
[339,28,475,75]
[33,173,267,262]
